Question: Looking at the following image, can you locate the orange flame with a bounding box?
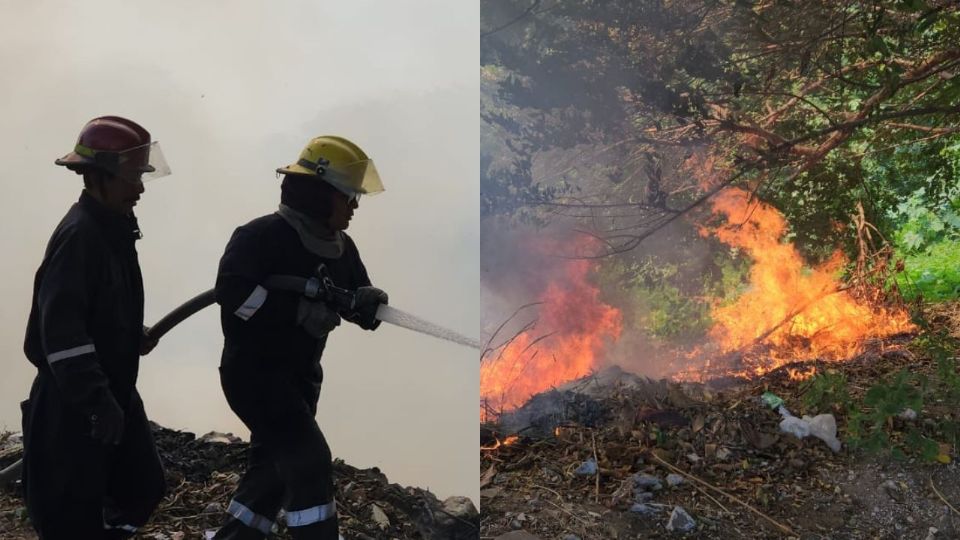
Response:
[481,435,520,451]
[480,240,622,418]
[703,188,914,375]
[786,366,818,381]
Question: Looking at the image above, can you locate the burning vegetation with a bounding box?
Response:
[481,0,960,536]
[481,187,917,416]
[481,238,622,418]
[688,187,916,380]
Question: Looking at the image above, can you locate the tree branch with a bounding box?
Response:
[481,0,542,39]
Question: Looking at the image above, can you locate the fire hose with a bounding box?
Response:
[0,269,479,486]
[146,271,481,349]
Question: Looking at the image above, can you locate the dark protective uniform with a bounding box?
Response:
[214,213,371,540]
[21,192,165,540]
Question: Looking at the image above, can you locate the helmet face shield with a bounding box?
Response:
[115,142,171,183]
[323,158,384,195]
[75,141,171,183]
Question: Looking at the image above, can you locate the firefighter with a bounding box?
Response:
[21,116,171,539]
[213,136,389,540]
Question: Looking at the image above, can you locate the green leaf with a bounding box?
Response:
[902,231,924,251]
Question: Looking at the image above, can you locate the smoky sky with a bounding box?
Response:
[0,1,478,503]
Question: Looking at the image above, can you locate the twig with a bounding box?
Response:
[650,452,796,536]
[481,0,541,38]
[692,483,733,516]
[930,477,960,517]
[543,498,591,526]
[563,167,750,259]
[532,483,563,501]
[481,302,543,359]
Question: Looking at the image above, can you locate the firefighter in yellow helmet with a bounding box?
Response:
[212,136,388,540]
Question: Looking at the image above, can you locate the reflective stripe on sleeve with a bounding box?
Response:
[234,285,268,321]
[226,499,275,534]
[47,344,96,364]
[285,499,337,527]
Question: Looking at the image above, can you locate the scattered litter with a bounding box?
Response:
[666,506,696,532]
[371,503,391,529]
[574,457,598,476]
[779,413,811,438]
[633,473,663,491]
[630,502,658,515]
[202,502,222,514]
[898,408,918,421]
[777,407,841,452]
[760,392,785,409]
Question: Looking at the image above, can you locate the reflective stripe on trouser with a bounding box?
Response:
[227,499,275,534]
[213,413,338,539]
[285,500,336,527]
[212,431,284,540]
[104,522,138,533]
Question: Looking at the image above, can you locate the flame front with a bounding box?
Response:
[480,242,622,418]
[704,188,914,374]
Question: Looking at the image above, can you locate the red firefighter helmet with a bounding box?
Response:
[55,116,170,181]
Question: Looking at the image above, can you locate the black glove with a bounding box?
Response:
[348,286,388,330]
[297,297,342,338]
[89,396,125,445]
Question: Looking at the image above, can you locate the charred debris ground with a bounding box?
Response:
[480,303,960,540]
[0,427,478,540]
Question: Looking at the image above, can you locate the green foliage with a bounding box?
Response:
[704,250,751,305]
[637,284,711,340]
[482,0,960,277]
[847,370,928,458]
[886,181,960,300]
[800,370,851,414]
[915,330,960,402]
[595,255,721,343]
[592,241,756,345]
[845,331,960,462]
[905,427,941,462]
[894,241,960,301]
[891,189,960,252]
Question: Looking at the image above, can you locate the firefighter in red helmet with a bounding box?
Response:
[21,116,170,539]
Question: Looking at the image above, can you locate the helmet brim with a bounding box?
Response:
[275,160,384,195]
[56,152,156,173]
[276,163,317,177]
[55,152,94,168]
